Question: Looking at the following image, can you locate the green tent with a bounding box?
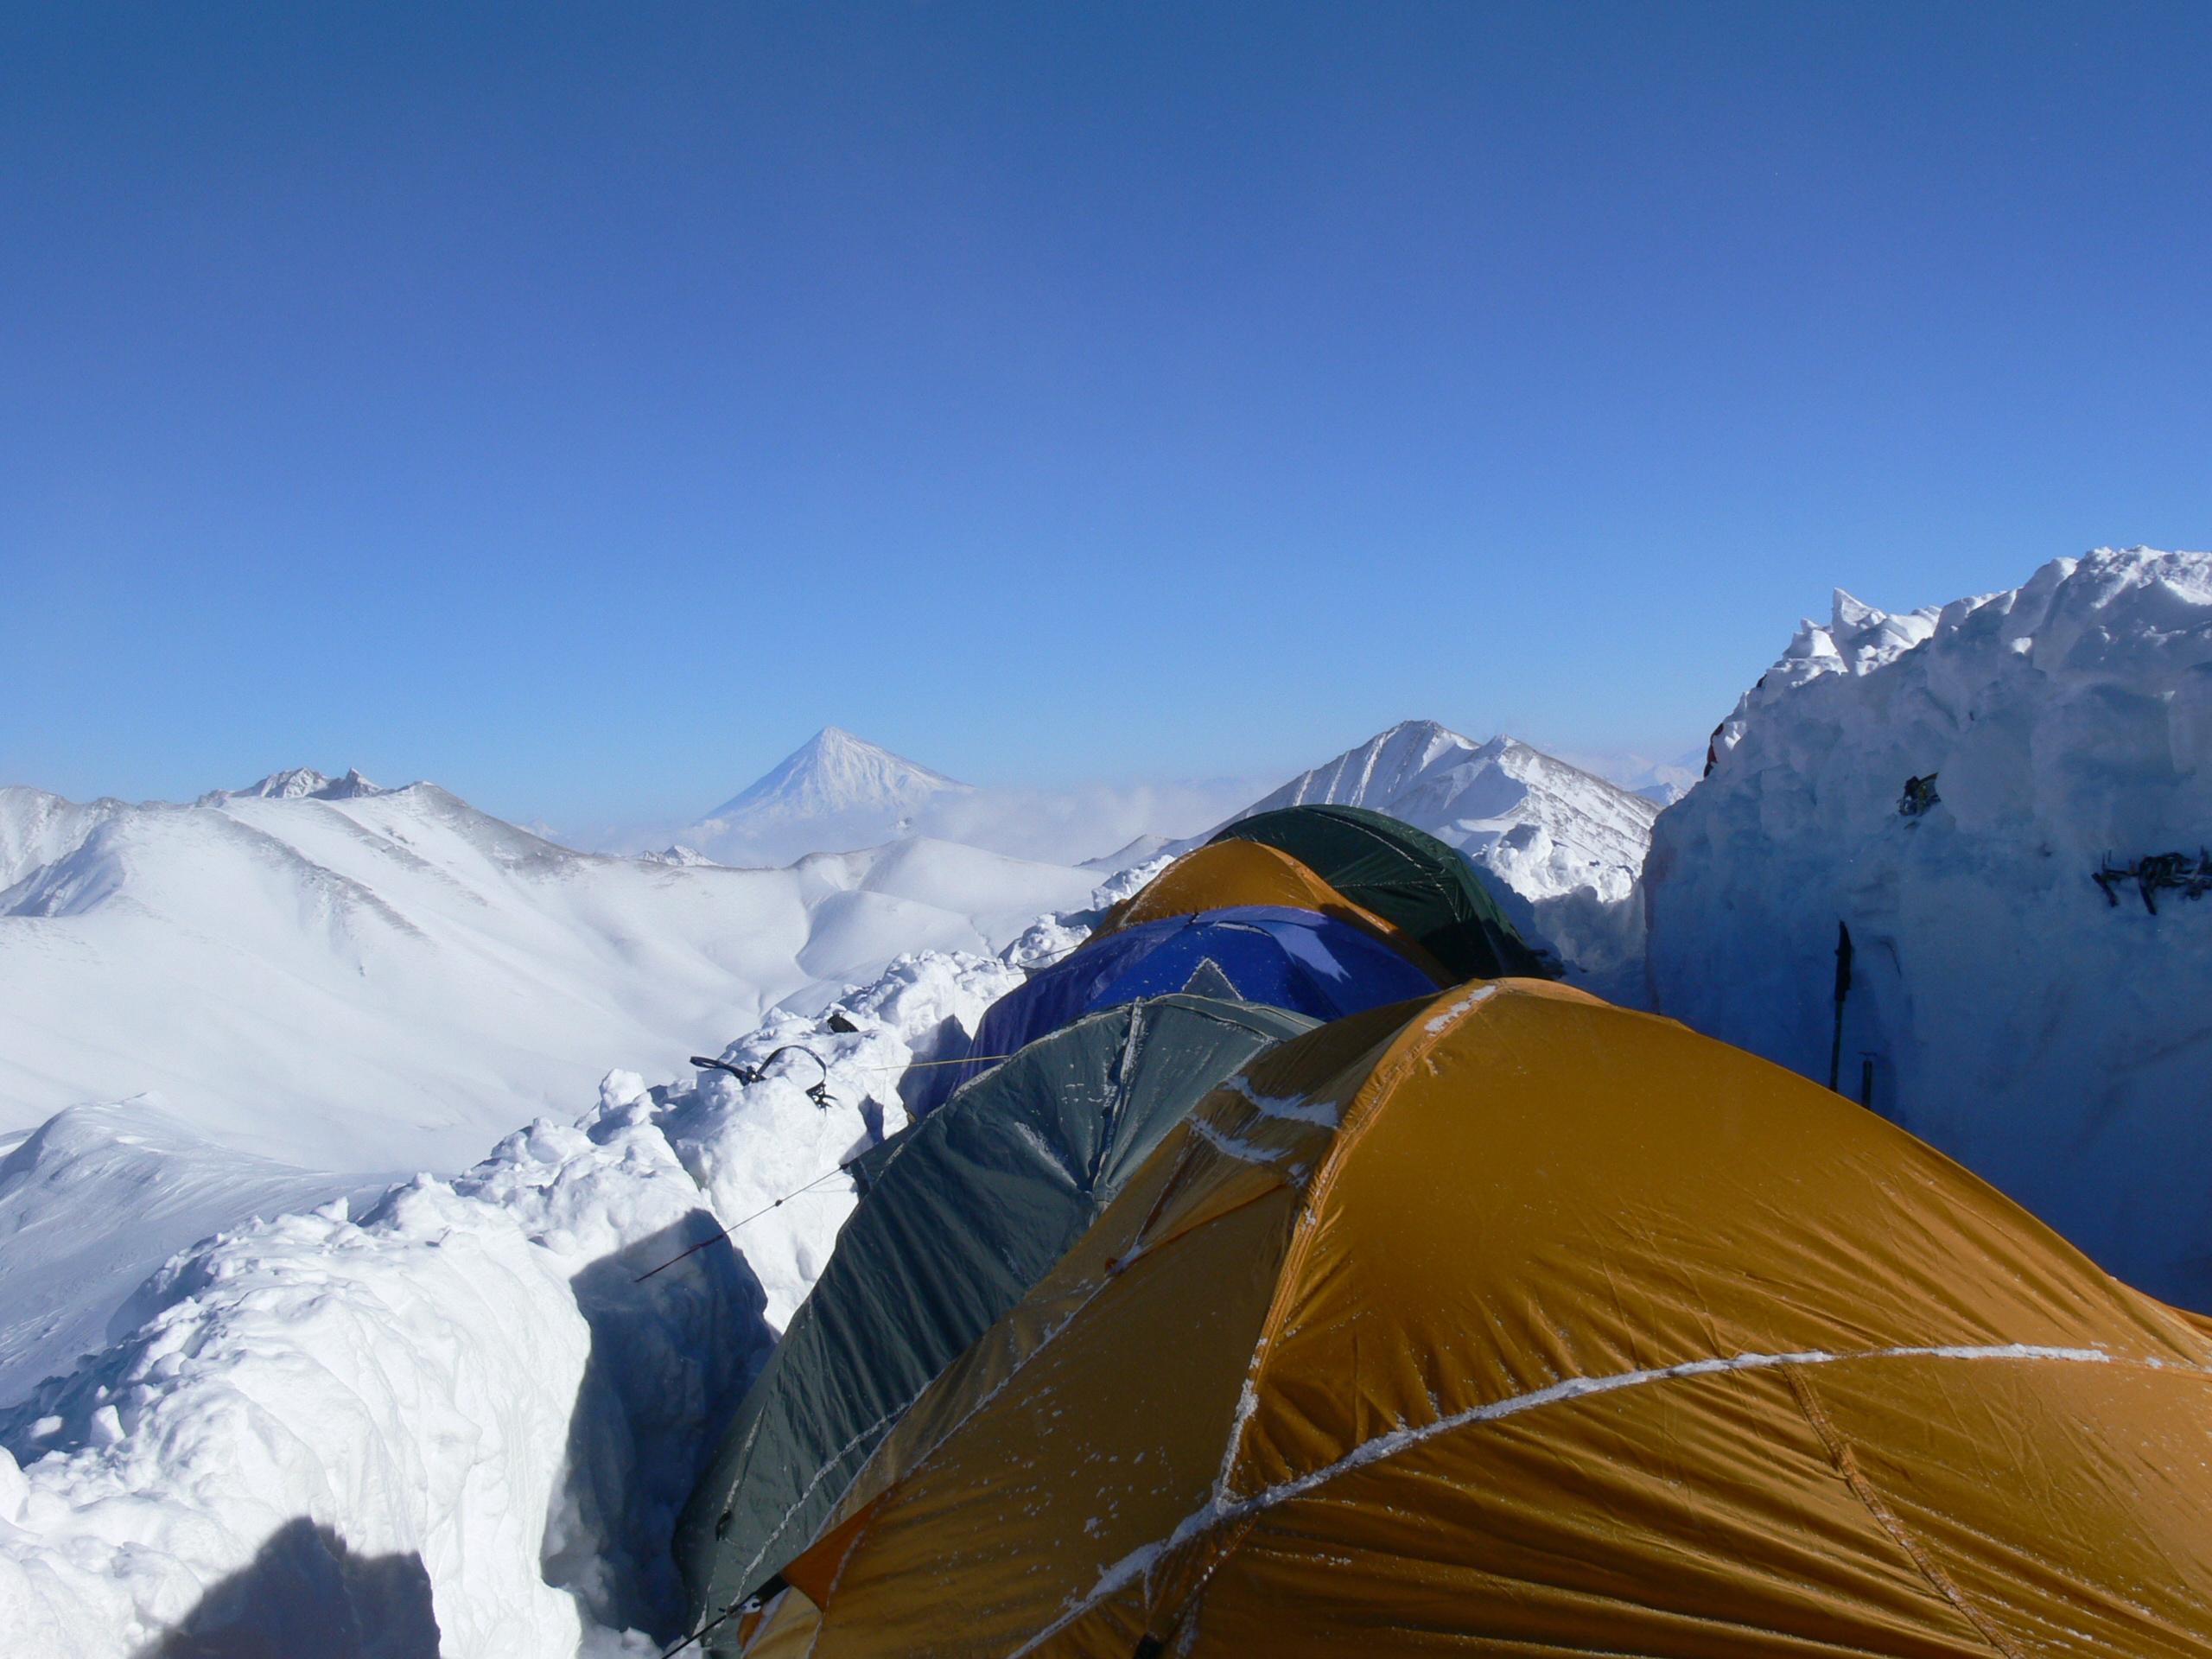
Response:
[673,992,1319,1629]
[1211,803,1549,981]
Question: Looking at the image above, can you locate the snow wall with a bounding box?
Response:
[1647,549,2212,1309]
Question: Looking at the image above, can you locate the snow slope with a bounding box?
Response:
[1646,550,2212,1308]
[680,728,970,868]
[0,1100,396,1405]
[0,774,1096,1171]
[1217,720,1662,995]
[0,940,1042,1655]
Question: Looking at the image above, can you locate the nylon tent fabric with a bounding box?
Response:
[673,992,1319,1631]
[910,906,1441,1113]
[1088,838,1451,980]
[1211,802,1549,981]
[746,980,2212,1659]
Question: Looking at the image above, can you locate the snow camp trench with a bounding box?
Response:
[0,949,1036,1657]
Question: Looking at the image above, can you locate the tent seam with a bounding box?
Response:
[730,1402,911,1593]
[1205,984,1492,1503]
[1020,1343,2204,1657]
[1783,1362,2026,1659]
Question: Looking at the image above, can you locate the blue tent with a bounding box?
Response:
[916,905,1440,1111]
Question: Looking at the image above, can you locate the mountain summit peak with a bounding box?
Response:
[201,767,389,806]
[706,728,966,822]
[688,728,970,863]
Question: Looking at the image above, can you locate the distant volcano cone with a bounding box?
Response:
[687,728,971,866]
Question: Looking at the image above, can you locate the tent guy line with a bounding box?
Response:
[630,1052,1026,1285]
[632,1167,852,1283]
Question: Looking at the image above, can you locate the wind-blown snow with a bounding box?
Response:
[1647,550,2212,1307]
[1217,720,1662,996]
[0,773,1097,1170]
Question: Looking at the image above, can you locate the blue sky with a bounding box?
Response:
[4,3,2208,827]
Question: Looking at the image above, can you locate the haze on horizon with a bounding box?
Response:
[3,3,2208,828]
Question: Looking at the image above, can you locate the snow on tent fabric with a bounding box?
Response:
[913,906,1440,1111]
[673,993,1319,1633]
[1087,837,1450,981]
[742,981,2212,1659]
[1211,802,1550,981]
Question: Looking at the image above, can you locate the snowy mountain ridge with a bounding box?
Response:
[1229,720,1658,902]
[1216,719,1662,996]
[703,726,965,822]
[200,766,392,804]
[1706,588,1946,770]
[0,776,1096,1173]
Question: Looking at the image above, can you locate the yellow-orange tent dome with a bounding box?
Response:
[740,981,2212,1658]
[1089,837,1450,983]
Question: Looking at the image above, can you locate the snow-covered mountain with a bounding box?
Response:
[680,728,971,867]
[201,766,389,804]
[0,770,1095,1172]
[1647,550,2212,1307]
[1216,720,1662,995]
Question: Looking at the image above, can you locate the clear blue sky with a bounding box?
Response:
[5,3,2208,825]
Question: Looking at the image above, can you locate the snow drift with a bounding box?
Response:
[1646,548,2212,1308]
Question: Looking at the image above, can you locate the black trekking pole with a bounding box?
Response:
[1828,921,1853,1093]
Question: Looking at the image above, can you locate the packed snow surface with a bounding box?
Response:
[1647,550,2212,1308]
[0,772,1096,1170]
[1217,719,1662,995]
[0,1101,392,1405]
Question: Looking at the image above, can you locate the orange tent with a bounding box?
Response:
[733,981,2212,1658]
[1089,838,1450,983]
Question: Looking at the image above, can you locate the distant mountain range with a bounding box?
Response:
[0,722,1676,1170]
[0,769,1095,1171]
[665,719,1669,995]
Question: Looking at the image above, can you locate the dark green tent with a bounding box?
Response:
[1211,803,1550,982]
[673,992,1319,1628]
